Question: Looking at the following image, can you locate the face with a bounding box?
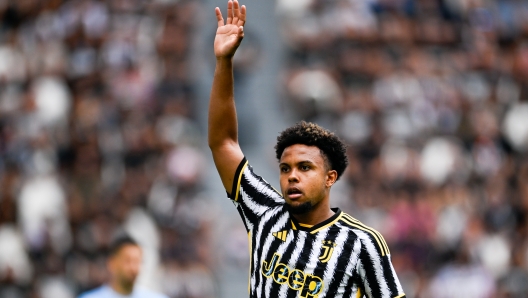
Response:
[108,244,142,288]
[279,144,337,214]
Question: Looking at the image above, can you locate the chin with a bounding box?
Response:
[123,278,137,288]
[285,201,313,214]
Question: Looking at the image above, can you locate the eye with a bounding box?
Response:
[300,165,310,171]
[280,166,289,173]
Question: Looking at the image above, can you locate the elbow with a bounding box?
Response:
[207,136,224,151]
[208,138,238,152]
[208,134,220,150]
[208,140,217,151]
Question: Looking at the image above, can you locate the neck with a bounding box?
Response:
[292,200,334,226]
[110,279,134,295]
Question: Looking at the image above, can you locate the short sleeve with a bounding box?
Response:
[228,157,284,231]
[354,237,406,298]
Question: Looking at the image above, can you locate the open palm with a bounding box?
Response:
[214,0,246,58]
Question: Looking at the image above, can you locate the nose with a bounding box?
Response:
[288,169,299,182]
[128,260,141,277]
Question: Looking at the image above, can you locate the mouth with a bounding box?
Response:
[286,187,303,200]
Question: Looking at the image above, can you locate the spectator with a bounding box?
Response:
[78,235,168,298]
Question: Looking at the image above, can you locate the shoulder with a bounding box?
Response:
[337,212,390,257]
[78,286,109,298]
[134,287,169,298]
[238,160,282,198]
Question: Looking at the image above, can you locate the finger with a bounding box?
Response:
[232,26,244,49]
[226,0,233,24]
[215,7,224,27]
[232,0,240,24]
[237,5,246,27]
[238,26,244,39]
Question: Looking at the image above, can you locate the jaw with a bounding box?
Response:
[285,201,313,215]
[284,193,308,213]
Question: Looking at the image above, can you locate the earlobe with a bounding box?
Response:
[326,170,338,187]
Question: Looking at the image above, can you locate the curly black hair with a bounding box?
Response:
[275,121,349,180]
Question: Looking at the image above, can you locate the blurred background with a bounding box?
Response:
[0,0,528,297]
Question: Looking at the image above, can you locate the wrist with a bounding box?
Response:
[216,56,234,63]
[215,57,234,69]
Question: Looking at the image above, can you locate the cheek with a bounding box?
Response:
[306,174,327,192]
[279,176,288,191]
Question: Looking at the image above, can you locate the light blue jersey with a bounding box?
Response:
[78,285,169,298]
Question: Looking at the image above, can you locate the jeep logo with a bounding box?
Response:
[261,253,324,298]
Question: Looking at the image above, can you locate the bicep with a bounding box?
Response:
[211,142,244,195]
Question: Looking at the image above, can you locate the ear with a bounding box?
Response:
[325,170,338,187]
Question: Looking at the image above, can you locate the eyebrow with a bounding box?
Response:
[279,160,315,167]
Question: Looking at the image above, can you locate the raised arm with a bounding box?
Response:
[208,0,246,194]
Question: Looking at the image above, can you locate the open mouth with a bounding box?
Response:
[287,187,303,199]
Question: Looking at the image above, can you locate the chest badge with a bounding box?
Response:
[319,240,337,263]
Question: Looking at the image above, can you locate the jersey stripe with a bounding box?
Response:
[332,225,363,297]
[356,231,391,297]
[251,208,280,296]
[248,231,253,293]
[236,201,251,232]
[311,228,342,295]
[231,159,248,201]
[388,257,405,296]
[342,214,389,255]
[258,210,286,297]
[266,233,295,297]
[276,230,310,298]
[259,213,289,297]
[240,180,279,215]
[340,216,387,256]
[304,229,330,273]
[311,212,344,234]
[244,166,283,204]
[343,214,390,255]
[287,229,328,296]
[239,188,268,222]
[320,229,358,297]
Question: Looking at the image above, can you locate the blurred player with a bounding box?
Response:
[208,1,406,297]
[78,236,168,298]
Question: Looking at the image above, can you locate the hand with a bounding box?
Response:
[214,0,246,59]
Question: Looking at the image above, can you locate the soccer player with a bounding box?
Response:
[208,1,406,297]
[78,236,168,298]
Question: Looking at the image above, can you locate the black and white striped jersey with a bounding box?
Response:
[228,158,406,298]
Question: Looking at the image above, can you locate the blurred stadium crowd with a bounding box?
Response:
[1,0,528,298]
[276,0,528,297]
[0,0,216,297]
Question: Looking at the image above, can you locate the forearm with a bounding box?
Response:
[208,0,246,191]
[208,57,238,149]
